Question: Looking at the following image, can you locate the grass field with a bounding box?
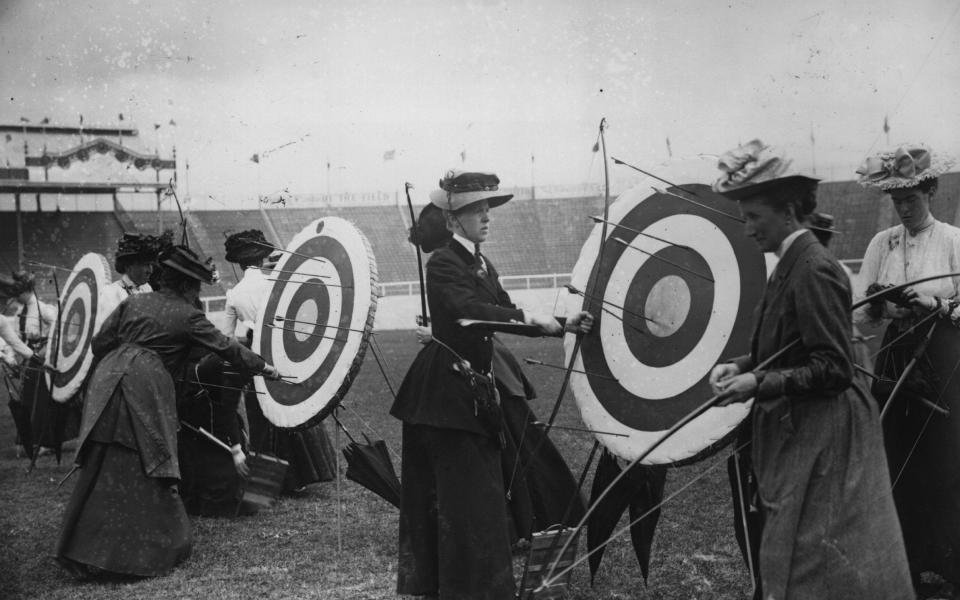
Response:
[1,330,754,600]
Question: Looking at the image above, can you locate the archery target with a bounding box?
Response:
[564,184,768,465]
[47,253,112,402]
[254,217,378,429]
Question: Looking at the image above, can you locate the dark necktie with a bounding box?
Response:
[474,244,487,275]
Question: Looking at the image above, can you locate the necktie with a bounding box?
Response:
[474,244,487,275]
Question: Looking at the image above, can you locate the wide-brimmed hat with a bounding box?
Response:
[116,233,158,262]
[428,170,513,212]
[159,245,218,284]
[409,203,453,253]
[856,143,955,191]
[224,229,275,264]
[712,139,819,200]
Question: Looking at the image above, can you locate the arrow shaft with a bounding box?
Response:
[522,358,618,381]
[590,216,693,252]
[653,186,745,223]
[613,237,714,282]
[611,156,703,197]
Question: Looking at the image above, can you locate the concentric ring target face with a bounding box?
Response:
[48,253,112,402]
[254,217,378,429]
[564,184,768,465]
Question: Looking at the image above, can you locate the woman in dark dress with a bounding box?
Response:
[409,202,585,544]
[55,245,280,579]
[709,140,912,599]
[391,170,592,599]
[177,352,253,517]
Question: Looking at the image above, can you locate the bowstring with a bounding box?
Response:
[890,332,960,489]
[367,333,397,400]
[507,118,611,499]
[536,440,751,592]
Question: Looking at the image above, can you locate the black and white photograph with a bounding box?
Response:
[2,1,959,598]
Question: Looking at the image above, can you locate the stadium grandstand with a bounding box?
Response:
[2,122,958,321]
[3,173,959,310]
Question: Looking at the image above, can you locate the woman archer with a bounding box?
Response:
[854,143,960,596]
[709,140,912,599]
[407,201,587,547]
[55,245,280,579]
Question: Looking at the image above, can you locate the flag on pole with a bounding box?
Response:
[460,149,466,163]
[118,113,124,121]
[250,154,260,163]
[809,126,815,145]
[883,116,890,134]
[592,141,600,153]
[41,117,50,125]
[154,123,162,130]
[19,117,29,123]
[383,149,396,161]
[531,153,535,164]
[79,114,83,125]
[665,137,673,158]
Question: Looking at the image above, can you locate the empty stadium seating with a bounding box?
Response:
[3,173,958,306]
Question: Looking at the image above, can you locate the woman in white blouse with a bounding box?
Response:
[854,143,960,595]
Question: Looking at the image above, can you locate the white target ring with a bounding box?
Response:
[254,217,378,429]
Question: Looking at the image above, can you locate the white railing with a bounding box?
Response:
[377,273,573,297]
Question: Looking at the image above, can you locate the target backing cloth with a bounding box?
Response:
[47,253,112,402]
[565,184,769,465]
[254,217,378,429]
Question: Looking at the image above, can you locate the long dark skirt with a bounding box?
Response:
[16,353,81,457]
[397,423,515,599]
[500,396,585,542]
[56,441,193,577]
[244,389,336,492]
[875,319,960,583]
[178,428,244,517]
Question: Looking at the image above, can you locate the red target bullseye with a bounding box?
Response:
[565,184,768,465]
[254,217,378,429]
[48,253,112,402]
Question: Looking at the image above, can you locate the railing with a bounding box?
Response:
[208,262,866,307]
[377,273,573,297]
[201,295,227,313]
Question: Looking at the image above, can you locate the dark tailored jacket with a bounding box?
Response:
[732,230,912,599]
[92,289,266,387]
[76,290,267,479]
[733,230,853,398]
[391,241,526,435]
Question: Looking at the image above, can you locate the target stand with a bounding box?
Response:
[565,184,769,465]
[253,217,378,429]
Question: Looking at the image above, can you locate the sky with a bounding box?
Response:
[2,0,959,209]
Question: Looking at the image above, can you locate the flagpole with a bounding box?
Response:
[810,123,817,177]
[530,152,536,201]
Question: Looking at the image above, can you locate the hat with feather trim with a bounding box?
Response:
[428,170,513,211]
[712,139,819,199]
[856,143,955,191]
